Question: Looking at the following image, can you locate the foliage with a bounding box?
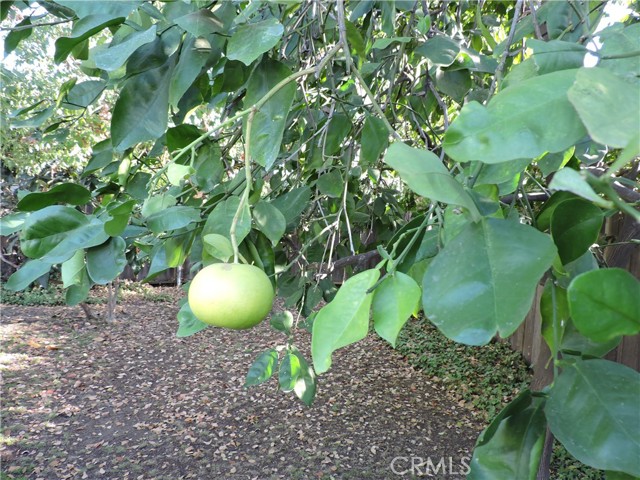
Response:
[2,0,640,477]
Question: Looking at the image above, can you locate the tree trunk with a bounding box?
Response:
[106,278,119,322]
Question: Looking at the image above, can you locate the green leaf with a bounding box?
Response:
[176,300,209,337]
[56,0,141,19]
[4,17,33,55]
[55,14,125,63]
[529,39,587,74]
[243,58,296,170]
[568,67,640,149]
[550,198,603,265]
[539,281,569,353]
[291,347,316,406]
[111,54,176,152]
[598,23,640,79]
[324,114,352,155]
[360,115,389,166]
[20,206,109,264]
[61,250,85,288]
[65,268,91,306]
[423,218,557,345]
[371,36,411,50]
[0,212,29,236]
[93,25,157,71]
[279,351,302,392]
[174,8,226,37]
[202,234,234,262]
[253,201,286,246]
[146,206,200,233]
[227,17,284,65]
[444,69,586,163]
[568,269,640,342]
[4,260,52,292]
[191,143,223,192]
[245,349,279,386]
[536,191,577,232]
[270,310,294,334]
[537,148,574,178]
[372,272,420,347]
[271,186,311,228]
[415,35,460,66]
[312,269,379,374]
[141,193,176,218]
[203,196,251,244]
[104,200,136,237]
[316,170,344,198]
[473,158,531,187]
[546,359,640,476]
[167,162,195,186]
[64,80,106,109]
[17,183,91,212]
[469,390,546,480]
[170,34,217,109]
[86,237,127,285]
[384,142,481,220]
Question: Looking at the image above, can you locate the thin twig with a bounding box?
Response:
[336,0,350,75]
[1,19,72,31]
[488,0,524,99]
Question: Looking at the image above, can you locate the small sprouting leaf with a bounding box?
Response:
[245,349,279,386]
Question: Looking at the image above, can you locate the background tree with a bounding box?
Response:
[2,1,639,478]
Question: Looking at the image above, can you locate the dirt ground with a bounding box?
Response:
[1,289,484,480]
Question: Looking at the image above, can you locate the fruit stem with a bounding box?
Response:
[231,107,257,264]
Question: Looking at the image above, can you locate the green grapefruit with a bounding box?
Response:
[188,263,274,329]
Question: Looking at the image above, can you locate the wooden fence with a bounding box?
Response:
[509,213,640,389]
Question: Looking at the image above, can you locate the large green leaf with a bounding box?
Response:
[93,25,157,71]
[548,168,613,209]
[360,115,389,165]
[550,198,603,265]
[176,300,209,337]
[546,359,640,476]
[469,390,546,480]
[0,212,28,236]
[4,260,52,292]
[54,14,125,63]
[312,269,379,374]
[291,348,316,406]
[202,234,234,262]
[17,183,91,212]
[56,0,141,19]
[271,186,311,228]
[20,206,109,264]
[414,34,460,66]
[174,8,226,37]
[4,17,33,55]
[372,272,420,347]
[598,23,640,79]
[423,218,557,345]
[111,54,176,152]
[443,69,586,163]
[86,237,127,285]
[278,351,302,392]
[384,142,480,220]
[568,269,640,342]
[253,201,286,246]
[146,206,200,233]
[61,250,85,288]
[64,80,106,109]
[529,39,587,74]
[169,34,218,109]
[245,349,279,386]
[226,17,284,65]
[243,58,296,170]
[568,67,640,149]
[316,170,344,198]
[202,196,251,243]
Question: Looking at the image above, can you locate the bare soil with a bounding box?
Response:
[1,290,484,480]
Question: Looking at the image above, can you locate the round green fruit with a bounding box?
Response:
[188,263,274,329]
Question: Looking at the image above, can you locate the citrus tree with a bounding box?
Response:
[2,1,639,478]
